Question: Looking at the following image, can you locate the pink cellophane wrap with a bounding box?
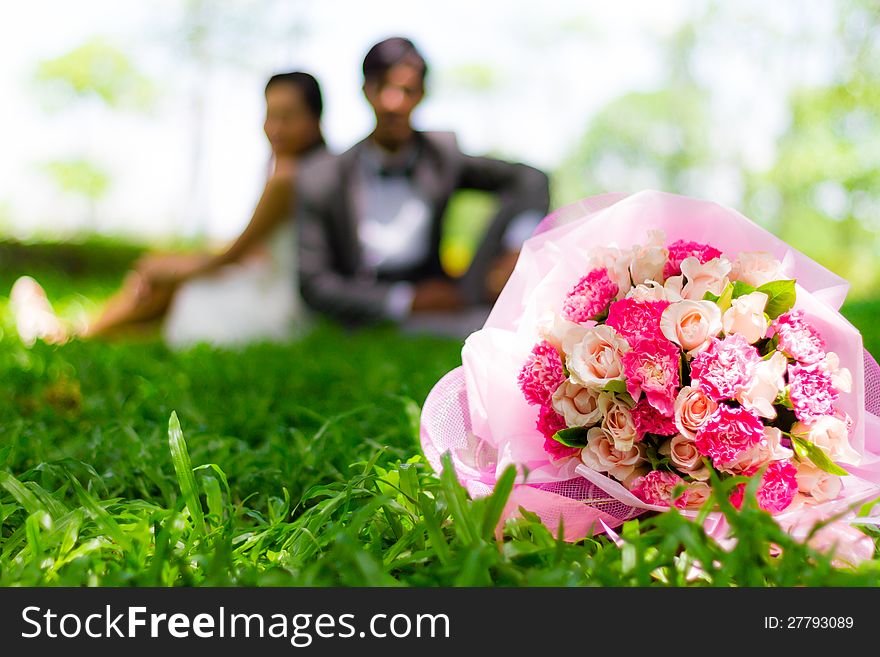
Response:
[420,190,880,557]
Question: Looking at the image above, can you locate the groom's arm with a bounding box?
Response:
[456,153,551,303]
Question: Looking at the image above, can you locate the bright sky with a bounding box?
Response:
[0,0,836,240]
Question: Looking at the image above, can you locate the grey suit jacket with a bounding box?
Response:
[295,131,549,325]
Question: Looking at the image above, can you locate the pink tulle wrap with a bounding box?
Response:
[420,190,880,561]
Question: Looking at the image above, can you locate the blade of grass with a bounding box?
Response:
[167,411,207,537]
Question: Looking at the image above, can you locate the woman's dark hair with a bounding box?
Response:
[362,37,428,84]
[265,71,324,120]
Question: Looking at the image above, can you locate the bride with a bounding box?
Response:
[11,71,326,348]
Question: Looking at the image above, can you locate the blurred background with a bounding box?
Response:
[1,0,878,297]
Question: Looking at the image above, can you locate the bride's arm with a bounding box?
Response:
[208,159,296,270]
[137,160,296,284]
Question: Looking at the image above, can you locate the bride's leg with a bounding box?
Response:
[80,271,176,339]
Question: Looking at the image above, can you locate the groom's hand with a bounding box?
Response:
[411,278,465,312]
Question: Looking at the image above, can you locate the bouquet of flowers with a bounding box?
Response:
[421,191,880,561]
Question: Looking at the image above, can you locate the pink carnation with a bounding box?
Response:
[770,311,826,364]
[730,460,798,513]
[663,239,723,279]
[631,397,678,439]
[518,341,565,407]
[606,298,669,342]
[689,334,761,401]
[537,404,579,460]
[562,268,619,323]
[631,470,686,507]
[622,337,680,416]
[694,404,764,468]
[788,362,837,422]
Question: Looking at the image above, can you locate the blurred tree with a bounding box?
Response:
[554,23,719,205]
[34,38,155,111]
[33,38,156,227]
[743,0,880,296]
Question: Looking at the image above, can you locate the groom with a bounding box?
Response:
[296,37,549,328]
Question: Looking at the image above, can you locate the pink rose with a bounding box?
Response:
[736,351,787,419]
[730,251,787,287]
[580,427,645,481]
[659,300,722,353]
[720,426,793,476]
[791,415,861,466]
[795,461,842,503]
[659,434,711,481]
[679,256,731,301]
[598,393,637,452]
[674,386,718,440]
[551,381,602,427]
[567,325,630,388]
[721,291,769,344]
[681,481,713,509]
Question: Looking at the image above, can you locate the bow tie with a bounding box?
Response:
[377,162,416,179]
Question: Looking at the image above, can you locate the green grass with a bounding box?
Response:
[1,238,879,586]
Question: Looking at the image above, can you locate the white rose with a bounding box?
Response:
[567,325,630,388]
[598,393,637,452]
[680,256,731,301]
[626,281,679,302]
[551,381,602,427]
[791,416,861,466]
[736,351,787,419]
[659,434,711,481]
[660,300,722,353]
[721,291,769,344]
[730,251,788,287]
[629,232,669,286]
[580,427,645,482]
[795,461,842,504]
[588,246,632,299]
[822,352,852,394]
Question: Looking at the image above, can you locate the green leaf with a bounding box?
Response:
[552,426,591,448]
[731,280,757,298]
[791,436,849,476]
[757,279,796,319]
[480,465,516,540]
[167,411,207,537]
[705,281,734,313]
[603,379,628,395]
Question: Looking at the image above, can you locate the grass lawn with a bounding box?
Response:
[1,238,879,586]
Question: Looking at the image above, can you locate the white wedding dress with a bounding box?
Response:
[162,221,306,349]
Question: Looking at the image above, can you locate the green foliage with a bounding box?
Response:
[0,243,878,586]
[34,38,155,111]
[41,159,111,203]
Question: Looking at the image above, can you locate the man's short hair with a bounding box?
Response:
[362,37,428,84]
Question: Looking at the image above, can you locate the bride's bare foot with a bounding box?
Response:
[9,276,70,346]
